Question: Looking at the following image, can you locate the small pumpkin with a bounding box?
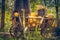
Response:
[14,12,19,17]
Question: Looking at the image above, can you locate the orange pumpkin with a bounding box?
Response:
[14,12,19,17]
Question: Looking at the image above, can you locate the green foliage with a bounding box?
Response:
[0,0,60,40]
[4,0,14,32]
[30,0,40,12]
[4,11,12,32]
[47,7,56,18]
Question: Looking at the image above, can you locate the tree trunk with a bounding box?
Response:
[14,0,24,11]
[43,0,46,6]
[13,0,30,26]
[1,0,5,32]
[23,0,30,17]
[55,0,59,27]
[10,0,24,38]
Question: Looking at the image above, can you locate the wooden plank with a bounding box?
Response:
[0,32,9,34]
[0,32,11,37]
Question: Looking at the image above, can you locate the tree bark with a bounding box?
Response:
[23,0,30,17]
[43,0,46,6]
[14,0,24,11]
[1,0,5,32]
[55,0,59,27]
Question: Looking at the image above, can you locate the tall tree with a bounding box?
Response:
[10,0,24,37]
[1,0,5,31]
[23,0,30,17]
[54,0,60,37]
[10,0,30,40]
[43,0,46,6]
[55,0,59,27]
[14,0,23,11]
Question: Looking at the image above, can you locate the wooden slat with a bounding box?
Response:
[0,32,11,37]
